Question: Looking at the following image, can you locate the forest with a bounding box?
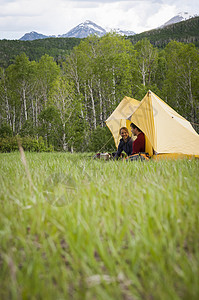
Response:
[0,37,81,68]
[0,33,199,152]
[128,16,199,48]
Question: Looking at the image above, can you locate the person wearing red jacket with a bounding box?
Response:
[130,123,145,154]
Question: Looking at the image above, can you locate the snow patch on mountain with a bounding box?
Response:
[106,27,135,36]
[161,12,198,27]
[60,20,106,38]
[19,31,49,41]
[19,13,198,41]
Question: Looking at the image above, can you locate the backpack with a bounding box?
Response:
[125,152,150,162]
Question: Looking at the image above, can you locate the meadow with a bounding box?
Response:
[0,152,199,300]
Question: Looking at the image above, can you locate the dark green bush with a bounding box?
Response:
[0,136,54,152]
[0,136,18,152]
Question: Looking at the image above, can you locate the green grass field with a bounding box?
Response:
[0,152,199,300]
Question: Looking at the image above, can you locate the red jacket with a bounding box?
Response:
[132,132,145,154]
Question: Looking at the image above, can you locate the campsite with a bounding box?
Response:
[106,91,199,159]
[1,89,199,298]
[1,30,199,299]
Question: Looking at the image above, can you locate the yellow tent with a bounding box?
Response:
[105,96,140,147]
[106,90,199,158]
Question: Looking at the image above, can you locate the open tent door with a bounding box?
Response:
[130,91,199,158]
[106,91,199,158]
[105,96,140,147]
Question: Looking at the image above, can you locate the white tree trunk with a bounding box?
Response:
[35,97,38,128]
[84,82,89,122]
[5,93,11,126]
[13,106,15,133]
[188,68,194,123]
[22,88,28,121]
[31,97,34,124]
[142,61,146,86]
[88,80,96,129]
[98,78,103,126]
[69,54,84,118]
[112,66,116,104]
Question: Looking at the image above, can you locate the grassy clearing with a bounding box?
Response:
[0,152,199,300]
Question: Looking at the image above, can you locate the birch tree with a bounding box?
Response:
[0,68,11,128]
[134,38,158,87]
[163,41,199,125]
[49,74,85,151]
[65,33,136,131]
[36,54,60,108]
[5,53,36,133]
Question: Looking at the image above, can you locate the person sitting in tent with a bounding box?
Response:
[130,123,145,154]
[114,127,133,159]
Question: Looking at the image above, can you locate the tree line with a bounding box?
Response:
[128,16,199,48]
[0,34,199,152]
[0,37,81,68]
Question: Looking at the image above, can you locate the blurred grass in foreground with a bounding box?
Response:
[0,152,199,300]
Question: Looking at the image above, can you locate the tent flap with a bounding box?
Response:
[105,96,140,147]
[105,90,199,158]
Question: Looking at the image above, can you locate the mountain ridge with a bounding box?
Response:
[160,11,198,28]
[19,12,197,41]
[1,15,199,68]
[59,20,106,38]
[128,15,199,48]
[19,20,135,41]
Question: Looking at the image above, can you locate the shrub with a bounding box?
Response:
[22,136,39,152]
[0,136,54,152]
[38,136,46,152]
[0,136,18,152]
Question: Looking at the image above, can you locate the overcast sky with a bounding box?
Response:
[0,0,199,40]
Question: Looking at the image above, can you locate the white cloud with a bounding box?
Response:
[0,0,199,39]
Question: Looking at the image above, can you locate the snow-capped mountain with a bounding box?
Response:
[59,20,106,38]
[107,27,135,36]
[19,20,135,41]
[19,31,49,41]
[19,13,198,41]
[161,12,198,28]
